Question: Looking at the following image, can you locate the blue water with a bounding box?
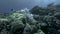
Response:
[0,0,59,13]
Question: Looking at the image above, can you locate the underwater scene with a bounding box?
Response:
[0,0,60,34]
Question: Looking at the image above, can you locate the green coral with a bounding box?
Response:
[0,4,60,34]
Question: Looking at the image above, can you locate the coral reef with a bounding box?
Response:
[0,4,60,34]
